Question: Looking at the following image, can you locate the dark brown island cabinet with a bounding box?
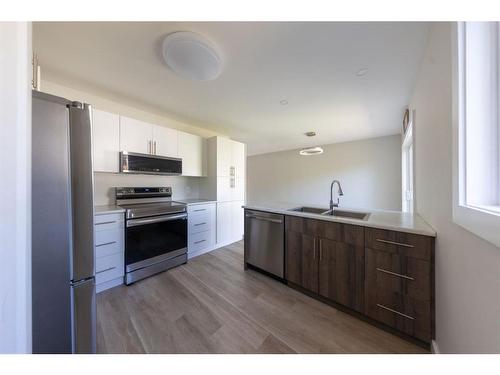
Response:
[250,213,435,345]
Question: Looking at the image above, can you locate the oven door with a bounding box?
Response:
[125,212,187,272]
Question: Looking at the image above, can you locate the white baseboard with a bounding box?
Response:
[431,340,440,354]
[96,277,123,293]
[188,246,215,260]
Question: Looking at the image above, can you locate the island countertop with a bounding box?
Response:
[242,201,436,237]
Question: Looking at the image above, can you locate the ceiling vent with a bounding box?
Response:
[162,31,222,81]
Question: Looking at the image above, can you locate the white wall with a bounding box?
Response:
[247,135,401,211]
[410,23,500,353]
[0,22,32,353]
[40,81,225,205]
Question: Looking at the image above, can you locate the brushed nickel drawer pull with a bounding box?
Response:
[376,267,414,280]
[95,220,117,226]
[96,266,116,275]
[193,208,206,212]
[194,222,207,226]
[376,304,415,320]
[319,239,323,261]
[313,238,316,259]
[376,239,414,248]
[96,241,117,248]
[194,239,206,244]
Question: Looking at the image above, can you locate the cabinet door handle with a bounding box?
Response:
[319,239,322,261]
[313,238,316,259]
[96,241,117,248]
[148,140,151,154]
[193,208,206,212]
[96,266,116,275]
[194,222,207,226]
[95,221,116,226]
[194,239,206,244]
[376,267,414,280]
[376,239,414,248]
[376,304,415,320]
[154,141,157,155]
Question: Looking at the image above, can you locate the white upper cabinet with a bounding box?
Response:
[216,137,232,177]
[92,109,120,173]
[119,116,152,154]
[231,140,246,179]
[178,131,206,176]
[231,177,245,201]
[152,124,178,158]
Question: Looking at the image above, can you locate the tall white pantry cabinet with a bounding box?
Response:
[206,136,246,246]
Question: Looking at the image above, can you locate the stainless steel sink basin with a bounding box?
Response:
[288,206,330,215]
[322,209,370,221]
[288,206,370,221]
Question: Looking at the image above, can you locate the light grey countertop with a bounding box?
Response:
[174,198,217,206]
[242,201,436,237]
[94,205,125,216]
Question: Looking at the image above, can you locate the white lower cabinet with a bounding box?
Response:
[187,203,216,259]
[231,200,244,241]
[94,212,125,293]
[216,201,233,246]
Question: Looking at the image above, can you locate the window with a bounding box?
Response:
[402,111,414,213]
[453,22,500,247]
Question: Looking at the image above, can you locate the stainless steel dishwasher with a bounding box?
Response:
[244,210,284,278]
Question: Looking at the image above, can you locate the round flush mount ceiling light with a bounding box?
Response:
[280,99,288,105]
[299,146,324,156]
[162,31,222,81]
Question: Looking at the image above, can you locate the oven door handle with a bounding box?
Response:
[126,213,187,227]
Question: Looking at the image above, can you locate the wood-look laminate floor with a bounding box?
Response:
[96,241,427,354]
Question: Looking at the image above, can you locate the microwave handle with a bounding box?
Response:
[126,213,187,228]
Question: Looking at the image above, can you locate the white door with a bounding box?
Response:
[231,177,245,201]
[216,201,232,245]
[120,116,152,154]
[92,109,120,172]
[231,201,244,242]
[216,137,232,177]
[217,176,232,202]
[231,140,246,179]
[178,131,205,176]
[152,125,178,158]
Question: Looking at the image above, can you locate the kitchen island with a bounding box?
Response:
[242,201,436,347]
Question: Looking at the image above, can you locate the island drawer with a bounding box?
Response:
[365,227,433,261]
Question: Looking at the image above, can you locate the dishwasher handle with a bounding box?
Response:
[245,214,283,224]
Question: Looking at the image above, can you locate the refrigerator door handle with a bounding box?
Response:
[68,103,95,282]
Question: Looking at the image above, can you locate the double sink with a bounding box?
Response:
[288,206,370,221]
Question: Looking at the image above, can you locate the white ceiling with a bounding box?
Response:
[33,22,429,155]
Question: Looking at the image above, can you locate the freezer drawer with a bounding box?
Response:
[244,210,285,278]
[71,278,96,354]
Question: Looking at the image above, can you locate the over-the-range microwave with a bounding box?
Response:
[119,151,182,175]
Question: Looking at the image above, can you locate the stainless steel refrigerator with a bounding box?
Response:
[32,91,96,354]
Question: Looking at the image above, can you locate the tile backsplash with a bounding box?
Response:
[93,172,202,206]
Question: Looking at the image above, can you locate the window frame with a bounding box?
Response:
[452,22,500,248]
[402,112,414,213]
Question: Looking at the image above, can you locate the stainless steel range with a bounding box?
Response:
[116,187,188,284]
